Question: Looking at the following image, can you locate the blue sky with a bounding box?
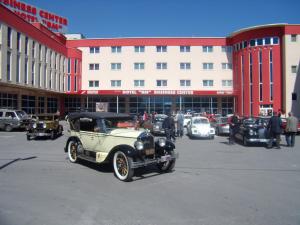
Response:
[24,0,300,38]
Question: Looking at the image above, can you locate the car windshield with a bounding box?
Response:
[16,111,26,118]
[193,118,209,124]
[105,117,135,129]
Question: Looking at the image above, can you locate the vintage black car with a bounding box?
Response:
[151,114,167,135]
[64,112,178,181]
[234,117,270,146]
[27,114,63,140]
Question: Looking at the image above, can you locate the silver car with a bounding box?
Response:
[211,117,230,136]
[0,109,30,132]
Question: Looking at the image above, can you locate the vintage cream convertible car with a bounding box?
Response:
[64,112,178,181]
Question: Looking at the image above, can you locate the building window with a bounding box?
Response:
[202,46,213,52]
[67,58,71,73]
[74,59,78,74]
[265,37,271,45]
[203,63,213,70]
[38,63,42,87]
[25,58,28,84]
[134,63,145,70]
[222,80,232,87]
[156,80,167,87]
[111,63,121,70]
[111,46,121,53]
[22,95,36,114]
[0,92,18,109]
[39,44,42,61]
[180,46,190,52]
[89,80,99,87]
[25,37,28,55]
[291,65,297,73]
[44,65,47,88]
[67,75,71,91]
[38,97,45,114]
[249,53,253,111]
[292,93,297,101]
[134,46,145,52]
[222,63,232,69]
[242,41,248,48]
[257,39,263,46]
[156,46,167,52]
[32,41,35,57]
[7,26,12,48]
[180,63,191,70]
[17,32,21,52]
[222,46,232,52]
[269,50,273,101]
[74,76,77,92]
[111,80,121,87]
[134,80,145,87]
[89,63,100,70]
[31,61,35,85]
[250,39,256,47]
[47,97,58,114]
[180,80,191,87]
[17,54,21,83]
[203,80,213,87]
[6,51,11,81]
[291,34,297,42]
[259,50,263,102]
[156,62,167,70]
[90,47,100,53]
[272,37,279,45]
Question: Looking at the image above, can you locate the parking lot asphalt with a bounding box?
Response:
[0,122,300,225]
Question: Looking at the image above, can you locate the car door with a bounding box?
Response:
[79,118,102,151]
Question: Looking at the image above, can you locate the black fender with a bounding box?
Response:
[106,145,137,163]
[155,139,175,152]
[64,136,81,152]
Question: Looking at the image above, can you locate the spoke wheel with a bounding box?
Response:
[158,150,176,173]
[113,151,134,181]
[68,140,78,163]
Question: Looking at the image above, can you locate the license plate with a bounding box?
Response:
[161,155,171,162]
[145,149,155,155]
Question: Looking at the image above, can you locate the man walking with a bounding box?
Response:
[267,111,282,149]
[162,113,176,142]
[285,112,298,147]
[229,112,239,144]
[176,111,184,137]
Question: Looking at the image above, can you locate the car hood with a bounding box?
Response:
[193,124,211,130]
[109,128,146,138]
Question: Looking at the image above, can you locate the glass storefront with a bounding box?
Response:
[175,96,218,114]
[0,92,17,109]
[84,96,126,113]
[64,96,81,113]
[22,95,36,114]
[129,96,172,114]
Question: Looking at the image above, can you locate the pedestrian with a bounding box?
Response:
[176,111,184,137]
[162,113,176,142]
[228,112,239,144]
[142,111,149,121]
[285,112,298,147]
[267,111,282,149]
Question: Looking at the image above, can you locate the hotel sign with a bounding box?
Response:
[79,90,235,96]
[0,0,68,32]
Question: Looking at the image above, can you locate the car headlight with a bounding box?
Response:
[43,123,47,128]
[33,123,37,129]
[155,125,160,129]
[249,129,254,135]
[134,141,144,150]
[158,138,166,147]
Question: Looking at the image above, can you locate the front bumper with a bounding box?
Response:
[191,130,214,137]
[131,152,179,169]
[27,130,51,137]
[246,138,269,143]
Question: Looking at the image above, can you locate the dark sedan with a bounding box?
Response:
[234,117,270,146]
[151,114,167,135]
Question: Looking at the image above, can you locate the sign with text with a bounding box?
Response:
[0,0,68,32]
[96,102,108,112]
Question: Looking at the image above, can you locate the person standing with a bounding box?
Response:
[285,112,298,147]
[229,112,239,144]
[162,113,176,142]
[176,111,184,137]
[267,111,282,149]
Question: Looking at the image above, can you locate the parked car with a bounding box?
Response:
[26,114,63,140]
[183,114,192,127]
[211,117,230,136]
[0,109,31,131]
[151,114,167,135]
[234,117,270,146]
[187,116,215,139]
[64,112,178,181]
